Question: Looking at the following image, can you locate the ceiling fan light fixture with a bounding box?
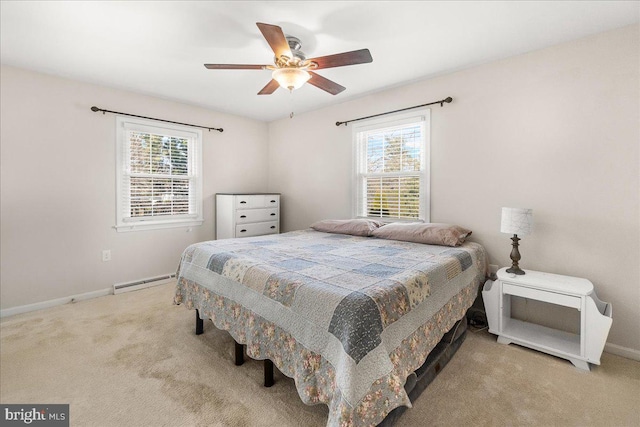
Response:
[272,68,310,91]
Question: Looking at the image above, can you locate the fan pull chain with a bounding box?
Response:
[289,89,295,119]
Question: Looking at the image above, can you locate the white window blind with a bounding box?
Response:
[116,117,203,231]
[354,111,430,221]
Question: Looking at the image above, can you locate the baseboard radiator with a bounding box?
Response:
[113,274,176,295]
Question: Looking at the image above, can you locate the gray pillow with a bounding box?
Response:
[310,219,385,237]
[372,222,472,246]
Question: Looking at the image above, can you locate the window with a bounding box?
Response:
[115,117,203,231]
[353,110,430,221]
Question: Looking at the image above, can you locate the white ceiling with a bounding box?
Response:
[1,1,638,122]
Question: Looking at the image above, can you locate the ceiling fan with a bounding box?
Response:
[204,22,373,96]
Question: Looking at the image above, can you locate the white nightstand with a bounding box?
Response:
[482,268,612,370]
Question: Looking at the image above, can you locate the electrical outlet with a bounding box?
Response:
[102,250,111,262]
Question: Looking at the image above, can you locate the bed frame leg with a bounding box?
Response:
[264,359,274,387]
[195,309,204,335]
[234,341,244,366]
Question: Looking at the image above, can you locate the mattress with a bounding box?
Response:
[174,229,488,426]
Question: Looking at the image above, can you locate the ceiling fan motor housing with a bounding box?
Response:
[285,36,305,61]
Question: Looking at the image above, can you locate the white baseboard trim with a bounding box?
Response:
[1,274,178,319]
[0,287,112,319]
[604,342,640,361]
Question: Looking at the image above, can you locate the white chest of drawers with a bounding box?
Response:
[215,193,280,239]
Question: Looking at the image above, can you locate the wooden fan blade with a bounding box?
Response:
[204,64,267,70]
[308,72,345,95]
[307,49,373,70]
[256,22,292,59]
[258,79,280,95]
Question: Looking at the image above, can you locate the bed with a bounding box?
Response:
[174,226,488,426]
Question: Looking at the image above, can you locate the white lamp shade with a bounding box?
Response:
[272,68,311,91]
[501,207,533,236]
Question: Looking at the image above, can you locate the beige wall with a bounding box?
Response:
[1,25,638,355]
[0,65,269,308]
[268,25,640,353]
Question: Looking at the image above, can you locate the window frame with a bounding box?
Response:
[115,116,203,232]
[352,109,431,222]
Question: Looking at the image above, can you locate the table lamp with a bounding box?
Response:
[501,207,533,275]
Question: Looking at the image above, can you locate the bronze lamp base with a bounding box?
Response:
[506,234,525,275]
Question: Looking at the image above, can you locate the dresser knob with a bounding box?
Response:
[270,200,276,203]
[240,229,247,233]
[270,226,276,229]
[240,201,247,204]
[270,213,276,216]
[240,215,247,218]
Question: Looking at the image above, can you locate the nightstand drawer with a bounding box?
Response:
[503,282,581,309]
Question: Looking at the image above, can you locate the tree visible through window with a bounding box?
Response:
[116,117,203,231]
[354,111,429,221]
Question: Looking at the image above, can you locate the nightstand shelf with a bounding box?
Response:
[501,318,581,357]
[483,268,612,371]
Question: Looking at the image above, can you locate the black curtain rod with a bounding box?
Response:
[90,106,223,132]
[335,97,453,127]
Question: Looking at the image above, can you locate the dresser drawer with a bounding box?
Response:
[236,208,279,224]
[236,221,279,237]
[235,195,279,209]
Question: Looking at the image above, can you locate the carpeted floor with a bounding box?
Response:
[1,282,639,427]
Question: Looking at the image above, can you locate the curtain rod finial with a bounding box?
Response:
[90,106,100,112]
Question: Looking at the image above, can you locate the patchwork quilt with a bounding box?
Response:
[174,229,487,426]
